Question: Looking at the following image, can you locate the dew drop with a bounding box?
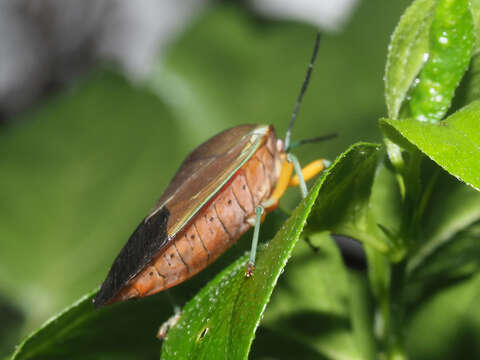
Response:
[417,114,428,122]
[439,36,448,45]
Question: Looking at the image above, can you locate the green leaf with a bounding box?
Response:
[261,234,361,360]
[369,161,403,236]
[10,290,171,360]
[408,223,480,284]
[162,143,381,359]
[405,0,474,122]
[251,326,327,360]
[386,0,474,122]
[305,143,386,254]
[381,100,480,191]
[385,0,437,119]
[406,272,480,359]
[407,168,480,280]
[454,1,480,106]
[470,0,480,46]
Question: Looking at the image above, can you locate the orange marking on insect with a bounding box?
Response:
[289,159,326,187]
[263,156,293,211]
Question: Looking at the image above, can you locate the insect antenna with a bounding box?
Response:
[284,31,322,152]
[288,132,337,150]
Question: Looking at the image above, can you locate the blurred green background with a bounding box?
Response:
[0,0,411,356]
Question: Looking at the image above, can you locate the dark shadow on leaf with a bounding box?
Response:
[251,326,327,360]
[271,249,330,300]
[405,274,475,313]
[272,248,351,314]
[0,295,24,358]
[273,310,352,338]
[409,318,480,360]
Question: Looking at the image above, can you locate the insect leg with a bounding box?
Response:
[157,290,182,339]
[245,205,264,277]
[157,310,182,340]
[287,153,308,198]
[287,155,331,252]
[289,159,331,187]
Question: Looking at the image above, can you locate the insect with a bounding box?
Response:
[93,33,333,308]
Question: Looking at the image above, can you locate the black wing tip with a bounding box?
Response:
[92,283,112,309]
[93,206,170,310]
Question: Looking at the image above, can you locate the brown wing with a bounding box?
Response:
[149,124,272,238]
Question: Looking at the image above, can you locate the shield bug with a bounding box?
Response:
[93,32,333,308]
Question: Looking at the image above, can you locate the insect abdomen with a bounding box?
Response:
[111,134,280,303]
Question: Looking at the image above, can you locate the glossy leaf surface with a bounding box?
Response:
[405,0,474,122]
[385,0,474,122]
[385,0,437,119]
[381,100,480,191]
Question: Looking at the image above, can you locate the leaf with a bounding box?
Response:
[408,223,480,284]
[261,234,361,360]
[405,0,474,122]
[381,100,480,191]
[305,143,386,254]
[162,143,381,359]
[385,0,474,122]
[251,326,327,360]
[10,290,171,360]
[405,272,480,359]
[470,0,480,47]
[369,161,403,236]
[385,0,437,119]
[406,168,480,280]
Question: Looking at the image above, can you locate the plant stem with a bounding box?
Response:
[386,261,408,360]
